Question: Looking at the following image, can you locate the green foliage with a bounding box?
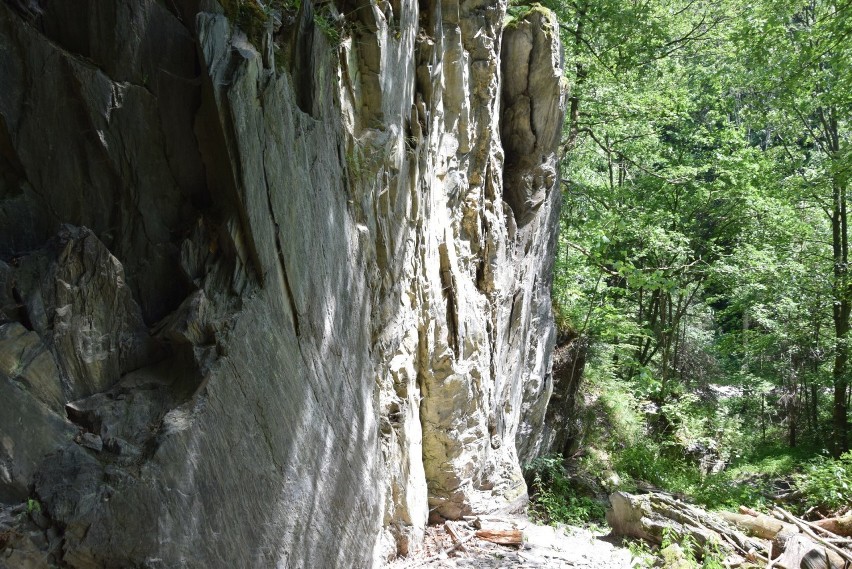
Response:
[505,2,553,28]
[272,0,300,12]
[659,527,727,569]
[239,0,268,44]
[26,498,40,515]
[504,2,532,27]
[578,363,816,511]
[689,444,808,511]
[526,455,606,526]
[220,0,270,47]
[796,451,852,513]
[220,0,239,20]
[550,0,850,474]
[615,441,692,491]
[627,523,729,568]
[623,538,655,568]
[661,527,698,565]
[689,475,765,513]
[313,8,341,47]
[728,444,818,479]
[574,363,644,449]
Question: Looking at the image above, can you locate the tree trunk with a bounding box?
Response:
[813,514,852,537]
[776,534,846,569]
[831,172,849,455]
[826,106,849,455]
[564,3,586,153]
[811,382,820,436]
[716,510,795,541]
[790,410,797,448]
[607,492,765,560]
[789,381,799,448]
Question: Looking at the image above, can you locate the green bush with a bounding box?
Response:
[690,472,768,511]
[623,538,655,568]
[796,451,852,513]
[526,454,606,526]
[615,440,702,493]
[614,439,775,511]
[565,346,820,515]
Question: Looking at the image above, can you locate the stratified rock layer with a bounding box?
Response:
[0,0,565,567]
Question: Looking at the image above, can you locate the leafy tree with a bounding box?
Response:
[539,0,850,463]
[730,0,852,452]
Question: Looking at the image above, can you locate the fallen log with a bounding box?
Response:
[774,534,846,569]
[717,510,796,540]
[605,491,852,569]
[813,515,852,538]
[444,521,469,552]
[606,491,767,561]
[473,528,523,546]
[774,507,852,566]
[717,507,800,559]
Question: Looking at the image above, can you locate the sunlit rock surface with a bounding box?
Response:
[0,0,564,566]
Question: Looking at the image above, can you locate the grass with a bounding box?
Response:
[796,450,852,514]
[727,444,816,478]
[526,454,607,526]
[533,346,847,547]
[313,10,341,47]
[570,355,834,513]
[611,441,807,511]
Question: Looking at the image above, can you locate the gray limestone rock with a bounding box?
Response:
[0,373,75,503]
[1,225,162,401]
[0,323,63,412]
[0,0,566,566]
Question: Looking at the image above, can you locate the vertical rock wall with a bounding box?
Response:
[0,0,565,566]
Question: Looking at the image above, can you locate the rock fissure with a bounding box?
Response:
[261,141,302,337]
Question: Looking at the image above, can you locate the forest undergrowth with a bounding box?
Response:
[525,366,852,566]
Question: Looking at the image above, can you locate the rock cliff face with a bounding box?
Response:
[0,0,564,566]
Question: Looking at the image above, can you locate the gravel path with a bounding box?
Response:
[385,518,635,569]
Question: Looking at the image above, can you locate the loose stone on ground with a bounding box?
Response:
[385,517,633,568]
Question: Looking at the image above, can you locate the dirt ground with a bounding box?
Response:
[384,517,635,568]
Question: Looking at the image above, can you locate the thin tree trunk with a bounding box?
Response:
[789,382,798,448]
[830,111,849,454]
[831,185,849,454]
[564,3,586,153]
[811,383,820,434]
[815,103,850,455]
[803,381,812,435]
